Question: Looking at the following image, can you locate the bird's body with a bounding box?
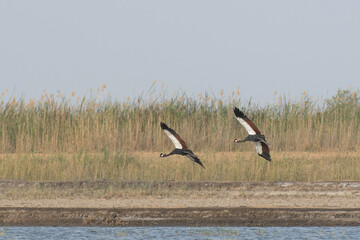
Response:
[233,107,272,162]
[160,122,205,169]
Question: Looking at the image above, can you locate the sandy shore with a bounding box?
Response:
[0,181,359,226]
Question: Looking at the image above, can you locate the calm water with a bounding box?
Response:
[0,226,358,239]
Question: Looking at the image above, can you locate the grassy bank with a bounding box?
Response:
[0,86,359,181]
[1,151,358,181]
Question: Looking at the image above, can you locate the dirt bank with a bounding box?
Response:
[0,181,359,226]
[1,207,359,227]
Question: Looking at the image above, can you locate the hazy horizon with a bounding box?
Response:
[1,1,359,105]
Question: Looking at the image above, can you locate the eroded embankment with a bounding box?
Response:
[0,207,360,227]
[0,181,359,226]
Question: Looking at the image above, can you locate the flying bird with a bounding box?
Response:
[160,122,205,169]
[233,107,272,162]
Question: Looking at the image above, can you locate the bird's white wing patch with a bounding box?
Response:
[236,117,257,135]
[254,142,263,155]
[164,129,183,149]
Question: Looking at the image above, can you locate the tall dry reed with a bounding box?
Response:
[0,86,359,154]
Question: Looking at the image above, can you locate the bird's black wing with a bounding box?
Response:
[233,107,261,135]
[160,122,188,149]
[185,150,205,169]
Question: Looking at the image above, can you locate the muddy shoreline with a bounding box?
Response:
[1,207,360,227]
[0,181,359,226]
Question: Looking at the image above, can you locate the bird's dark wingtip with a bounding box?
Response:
[194,158,206,169]
[259,153,272,162]
[233,107,245,118]
[199,163,206,169]
[160,122,168,130]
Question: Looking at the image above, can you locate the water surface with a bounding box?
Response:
[0,226,358,239]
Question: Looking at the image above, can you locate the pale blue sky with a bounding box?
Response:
[0,0,359,104]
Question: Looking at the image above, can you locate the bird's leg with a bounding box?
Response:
[256,135,270,145]
[258,138,270,145]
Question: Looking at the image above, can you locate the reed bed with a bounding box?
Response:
[0,86,359,181]
[0,86,359,153]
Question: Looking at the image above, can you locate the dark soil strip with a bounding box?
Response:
[1,207,359,227]
[1,180,360,192]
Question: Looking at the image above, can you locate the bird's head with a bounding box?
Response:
[234,139,238,143]
[160,153,165,157]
